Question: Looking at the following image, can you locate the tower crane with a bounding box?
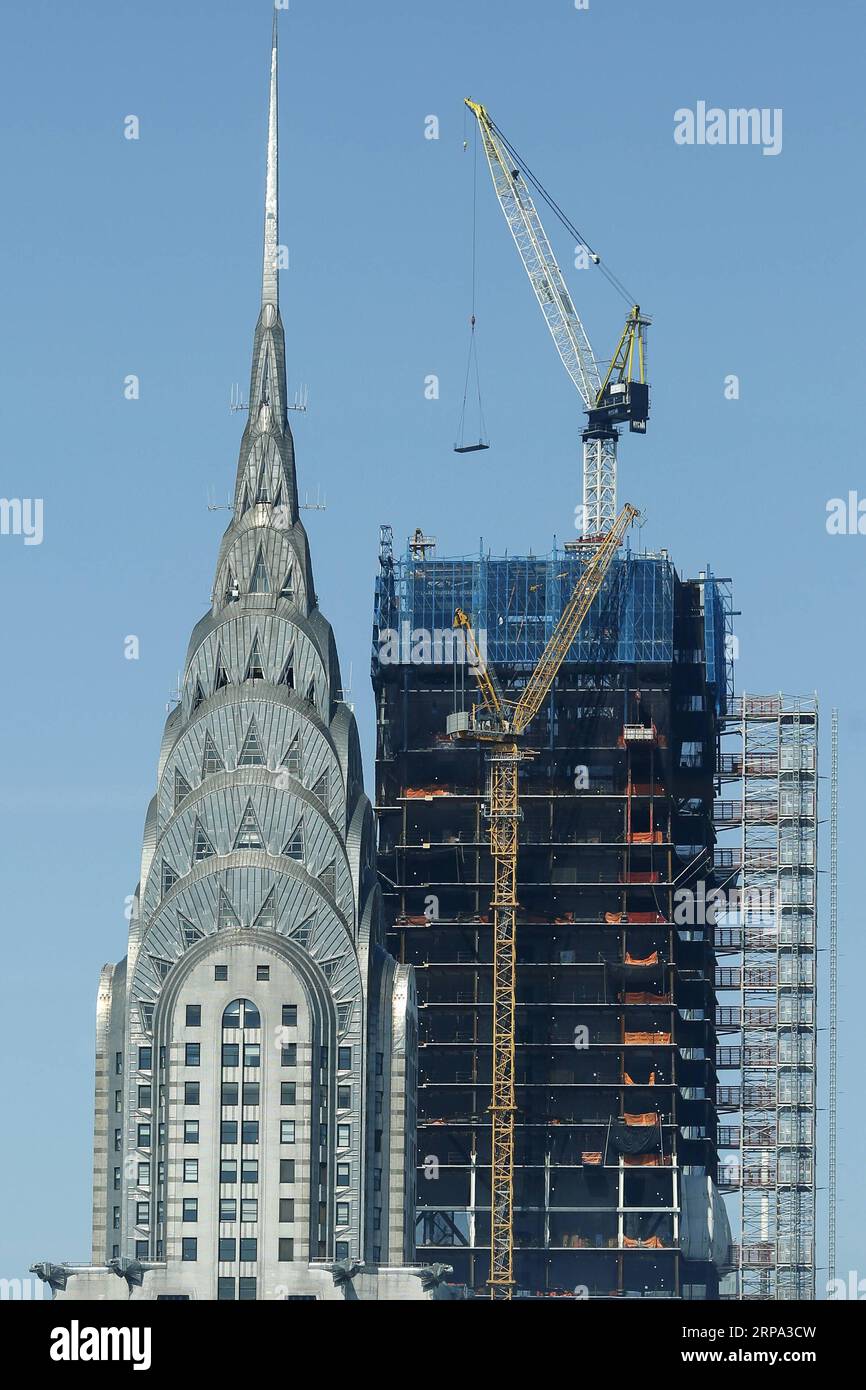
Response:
[464,100,650,538]
[447,501,640,1297]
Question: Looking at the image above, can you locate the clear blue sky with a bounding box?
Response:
[1,0,862,1291]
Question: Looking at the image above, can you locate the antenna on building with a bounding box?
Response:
[299,485,327,512]
[206,487,235,514]
[339,662,355,712]
[230,382,308,414]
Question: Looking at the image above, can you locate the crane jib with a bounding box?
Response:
[465,97,650,536]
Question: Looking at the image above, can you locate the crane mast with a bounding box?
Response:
[449,503,640,1296]
[465,100,650,537]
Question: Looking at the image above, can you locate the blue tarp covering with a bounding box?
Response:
[382,549,675,667]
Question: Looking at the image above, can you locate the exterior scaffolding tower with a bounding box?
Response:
[716,695,818,1300]
[829,709,838,1293]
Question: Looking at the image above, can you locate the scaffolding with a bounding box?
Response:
[715,695,818,1300]
[829,709,838,1291]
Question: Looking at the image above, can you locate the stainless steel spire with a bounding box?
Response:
[262,13,279,308]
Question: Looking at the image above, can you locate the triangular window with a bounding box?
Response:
[239,484,250,517]
[149,955,172,981]
[161,860,179,896]
[272,483,283,510]
[307,680,316,706]
[278,654,295,689]
[234,800,264,851]
[289,915,315,950]
[250,548,270,594]
[280,568,294,600]
[213,648,229,693]
[281,733,301,774]
[253,888,276,931]
[312,771,329,806]
[179,915,203,948]
[192,819,216,863]
[202,733,225,776]
[141,1002,155,1033]
[244,636,265,681]
[217,887,240,931]
[319,861,336,897]
[192,680,205,712]
[238,718,265,766]
[255,461,270,506]
[224,569,239,604]
[174,769,192,809]
[283,822,304,860]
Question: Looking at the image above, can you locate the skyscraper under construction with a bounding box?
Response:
[372,529,735,1298]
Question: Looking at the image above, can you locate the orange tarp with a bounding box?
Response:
[405,787,451,798]
[624,1154,671,1167]
[625,951,659,966]
[623,1072,657,1086]
[628,831,663,844]
[581,1152,603,1165]
[606,911,667,925]
[624,1031,671,1045]
[623,992,671,1005]
[623,1236,666,1249]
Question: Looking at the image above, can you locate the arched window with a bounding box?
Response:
[222,999,261,1030]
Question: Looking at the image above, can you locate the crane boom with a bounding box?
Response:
[454,607,505,719]
[448,502,639,1297]
[512,503,639,732]
[465,99,650,538]
[466,100,601,410]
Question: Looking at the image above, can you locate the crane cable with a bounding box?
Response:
[488,115,637,308]
[456,117,489,452]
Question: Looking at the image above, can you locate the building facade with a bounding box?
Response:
[34,17,435,1304]
[372,529,734,1298]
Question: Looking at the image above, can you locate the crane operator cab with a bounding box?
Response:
[586,304,651,435]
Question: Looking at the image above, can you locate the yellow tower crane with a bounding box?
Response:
[447,502,640,1298]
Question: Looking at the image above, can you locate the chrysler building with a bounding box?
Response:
[33,14,446,1303]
